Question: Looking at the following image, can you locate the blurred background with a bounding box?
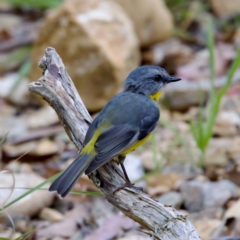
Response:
[1,0,240,239]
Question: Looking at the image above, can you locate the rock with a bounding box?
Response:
[30,138,62,156]
[163,163,202,179]
[39,208,64,222]
[0,73,29,105]
[3,141,38,158]
[188,208,224,223]
[0,111,28,140]
[156,191,183,208]
[3,138,61,158]
[0,231,22,239]
[166,144,201,165]
[193,219,221,240]
[0,173,55,217]
[118,236,151,240]
[6,162,33,173]
[37,205,89,238]
[124,155,145,182]
[114,0,173,47]
[6,214,30,232]
[210,0,240,18]
[84,215,136,240]
[204,138,232,167]
[31,0,140,112]
[228,137,240,162]
[220,95,240,114]
[141,150,162,171]
[214,111,240,137]
[147,172,181,189]
[164,44,240,111]
[224,199,240,220]
[162,79,208,111]
[0,13,21,32]
[179,179,239,212]
[142,38,193,69]
[25,106,59,129]
[52,237,67,240]
[177,43,236,81]
[234,28,240,46]
[148,185,169,197]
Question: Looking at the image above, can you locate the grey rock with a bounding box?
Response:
[179,179,239,212]
[163,163,202,179]
[0,173,55,217]
[162,70,240,111]
[156,191,183,209]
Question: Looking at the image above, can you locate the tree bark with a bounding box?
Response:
[28,47,200,240]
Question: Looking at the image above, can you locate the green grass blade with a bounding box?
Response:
[3,172,103,209]
[0,47,31,72]
[218,48,240,98]
[3,173,61,209]
[0,187,103,197]
[3,173,102,209]
[207,18,215,92]
[0,132,9,146]
[14,230,35,240]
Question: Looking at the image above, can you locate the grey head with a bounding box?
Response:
[123,65,181,96]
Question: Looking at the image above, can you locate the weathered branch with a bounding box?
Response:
[28,47,200,240]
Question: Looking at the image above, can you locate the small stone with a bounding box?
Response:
[148,185,169,197]
[6,162,33,173]
[52,237,67,240]
[25,106,59,129]
[210,0,240,18]
[156,191,183,209]
[141,150,162,171]
[31,138,61,156]
[39,208,64,222]
[118,236,151,240]
[3,141,38,158]
[193,219,221,240]
[0,173,55,217]
[0,73,29,105]
[124,154,145,182]
[204,138,232,167]
[5,213,30,232]
[188,208,224,222]
[228,137,240,162]
[163,163,203,179]
[214,111,240,137]
[147,173,181,189]
[224,199,240,220]
[179,179,239,212]
[0,13,21,31]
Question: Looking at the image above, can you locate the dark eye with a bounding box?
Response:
[154,74,161,81]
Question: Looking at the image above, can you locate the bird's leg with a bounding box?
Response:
[113,155,143,193]
[120,162,131,185]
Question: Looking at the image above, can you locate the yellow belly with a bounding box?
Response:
[120,134,150,155]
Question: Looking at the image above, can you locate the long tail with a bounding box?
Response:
[49,153,95,197]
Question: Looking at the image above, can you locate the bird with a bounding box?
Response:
[49,65,181,197]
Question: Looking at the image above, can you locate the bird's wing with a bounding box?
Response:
[138,115,159,139]
[85,114,158,174]
[83,117,99,146]
[85,125,139,174]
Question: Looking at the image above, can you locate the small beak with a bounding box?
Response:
[167,76,181,83]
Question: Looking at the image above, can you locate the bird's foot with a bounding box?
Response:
[113,182,143,194]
